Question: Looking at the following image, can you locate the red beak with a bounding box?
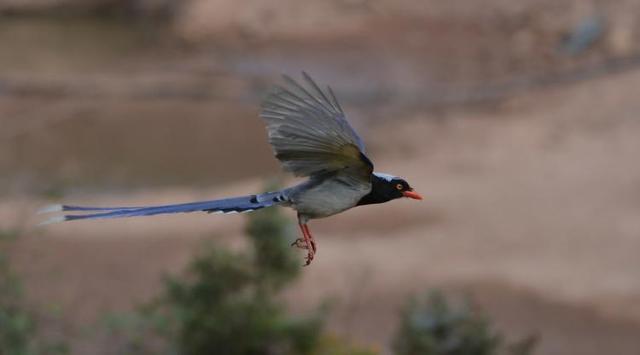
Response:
[402,190,423,200]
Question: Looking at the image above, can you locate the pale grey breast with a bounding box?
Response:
[288,175,372,219]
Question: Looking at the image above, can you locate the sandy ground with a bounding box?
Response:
[2,63,640,354]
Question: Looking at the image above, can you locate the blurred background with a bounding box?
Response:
[2,0,640,354]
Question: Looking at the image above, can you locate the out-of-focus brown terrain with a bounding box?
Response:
[2,1,640,354]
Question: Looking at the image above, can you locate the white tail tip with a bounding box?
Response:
[37,215,66,226]
[37,204,63,214]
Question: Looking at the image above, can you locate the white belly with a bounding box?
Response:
[289,177,371,219]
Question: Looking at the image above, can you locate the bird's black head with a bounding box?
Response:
[357,172,423,206]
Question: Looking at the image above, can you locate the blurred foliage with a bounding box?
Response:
[161,244,323,355]
[0,229,68,355]
[245,204,300,289]
[109,184,371,355]
[106,191,539,355]
[393,291,537,355]
[311,335,379,355]
[0,199,540,355]
[160,200,328,355]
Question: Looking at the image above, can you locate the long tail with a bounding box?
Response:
[38,190,290,225]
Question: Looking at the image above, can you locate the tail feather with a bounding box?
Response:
[38,204,142,214]
[38,191,289,224]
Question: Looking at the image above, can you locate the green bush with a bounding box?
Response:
[0,229,68,355]
[0,233,35,355]
[393,291,536,355]
[311,335,379,355]
[245,205,300,289]
[112,190,329,355]
[161,203,324,355]
[162,245,322,355]
[107,185,536,355]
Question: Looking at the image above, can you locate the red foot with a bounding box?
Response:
[291,238,308,249]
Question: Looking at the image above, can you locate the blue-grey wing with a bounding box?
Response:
[260,72,372,181]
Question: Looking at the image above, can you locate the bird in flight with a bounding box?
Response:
[40,73,423,265]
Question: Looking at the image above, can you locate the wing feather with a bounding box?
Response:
[260,73,371,179]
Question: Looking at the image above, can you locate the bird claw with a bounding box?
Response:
[292,239,315,266]
[303,250,314,266]
[291,238,308,249]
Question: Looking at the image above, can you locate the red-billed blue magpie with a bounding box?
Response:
[40,73,423,265]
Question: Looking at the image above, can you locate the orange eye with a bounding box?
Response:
[396,183,403,190]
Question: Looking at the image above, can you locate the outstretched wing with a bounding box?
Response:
[260,72,373,180]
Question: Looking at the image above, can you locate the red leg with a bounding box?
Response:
[298,222,315,266]
[302,224,317,254]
